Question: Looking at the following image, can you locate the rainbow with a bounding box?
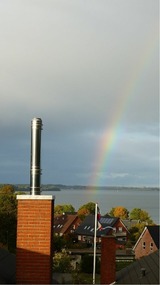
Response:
[88,27,158,189]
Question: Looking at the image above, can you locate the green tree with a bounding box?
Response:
[127,208,154,245]
[0,185,17,250]
[129,208,153,224]
[78,202,96,214]
[53,235,67,252]
[53,249,72,273]
[129,223,147,244]
[54,204,75,215]
[109,207,115,216]
[0,184,15,194]
[77,207,90,221]
[78,202,96,220]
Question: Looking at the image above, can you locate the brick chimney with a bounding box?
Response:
[16,195,54,284]
[100,235,116,284]
[16,118,55,283]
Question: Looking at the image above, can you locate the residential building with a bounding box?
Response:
[53,212,81,236]
[75,214,129,249]
[133,225,159,259]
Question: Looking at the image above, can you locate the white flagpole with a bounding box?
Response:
[93,203,98,284]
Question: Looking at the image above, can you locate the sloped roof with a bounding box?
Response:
[0,248,16,284]
[122,219,140,229]
[116,250,159,284]
[53,213,79,235]
[75,214,119,237]
[147,225,159,248]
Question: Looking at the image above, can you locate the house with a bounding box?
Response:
[116,249,159,284]
[75,214,129,249]
[133,225,159,259]
[53,212,81,236]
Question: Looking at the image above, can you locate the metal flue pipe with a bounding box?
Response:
[30,118,43,195]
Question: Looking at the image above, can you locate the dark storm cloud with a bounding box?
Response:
[0,0,158,186]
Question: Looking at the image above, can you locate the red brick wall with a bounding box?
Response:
[134,228,158,259]
[114,219,127,232]
[100,236,116,285]
[16,196,54,284]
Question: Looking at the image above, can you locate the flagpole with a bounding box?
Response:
[93,203,98,284]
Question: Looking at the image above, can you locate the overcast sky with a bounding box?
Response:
[0,0,159,187]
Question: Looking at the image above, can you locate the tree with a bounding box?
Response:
[109,206,129,219]
[53,249,72,273]
[0,184,15,194]
[53,235,67,252]
[77,202,96,220]
[54,204,75,215]
[77,208,90,221]
[127,208,154,245]
[0,185,17,250]
[129,222,147,244]
[109,207,115,216]
[129,208,153,224]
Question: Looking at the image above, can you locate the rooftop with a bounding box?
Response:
[116,250,159,284]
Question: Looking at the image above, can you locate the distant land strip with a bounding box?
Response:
[0,184,159,192]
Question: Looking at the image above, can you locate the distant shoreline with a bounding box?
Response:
[0,184,158,192]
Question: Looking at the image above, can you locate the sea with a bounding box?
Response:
[41,187,160,224]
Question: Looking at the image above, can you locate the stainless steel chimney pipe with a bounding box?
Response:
[30,118,43,195]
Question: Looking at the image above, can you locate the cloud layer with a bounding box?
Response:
[0,0,159,186]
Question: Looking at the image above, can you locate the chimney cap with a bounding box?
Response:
[32,117,42,121]
[141,268,146,276]
[31,117,43,128]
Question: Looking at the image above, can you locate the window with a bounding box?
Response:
[150,242,153,250]
[118,227,122,232]
[142,241,146,249]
